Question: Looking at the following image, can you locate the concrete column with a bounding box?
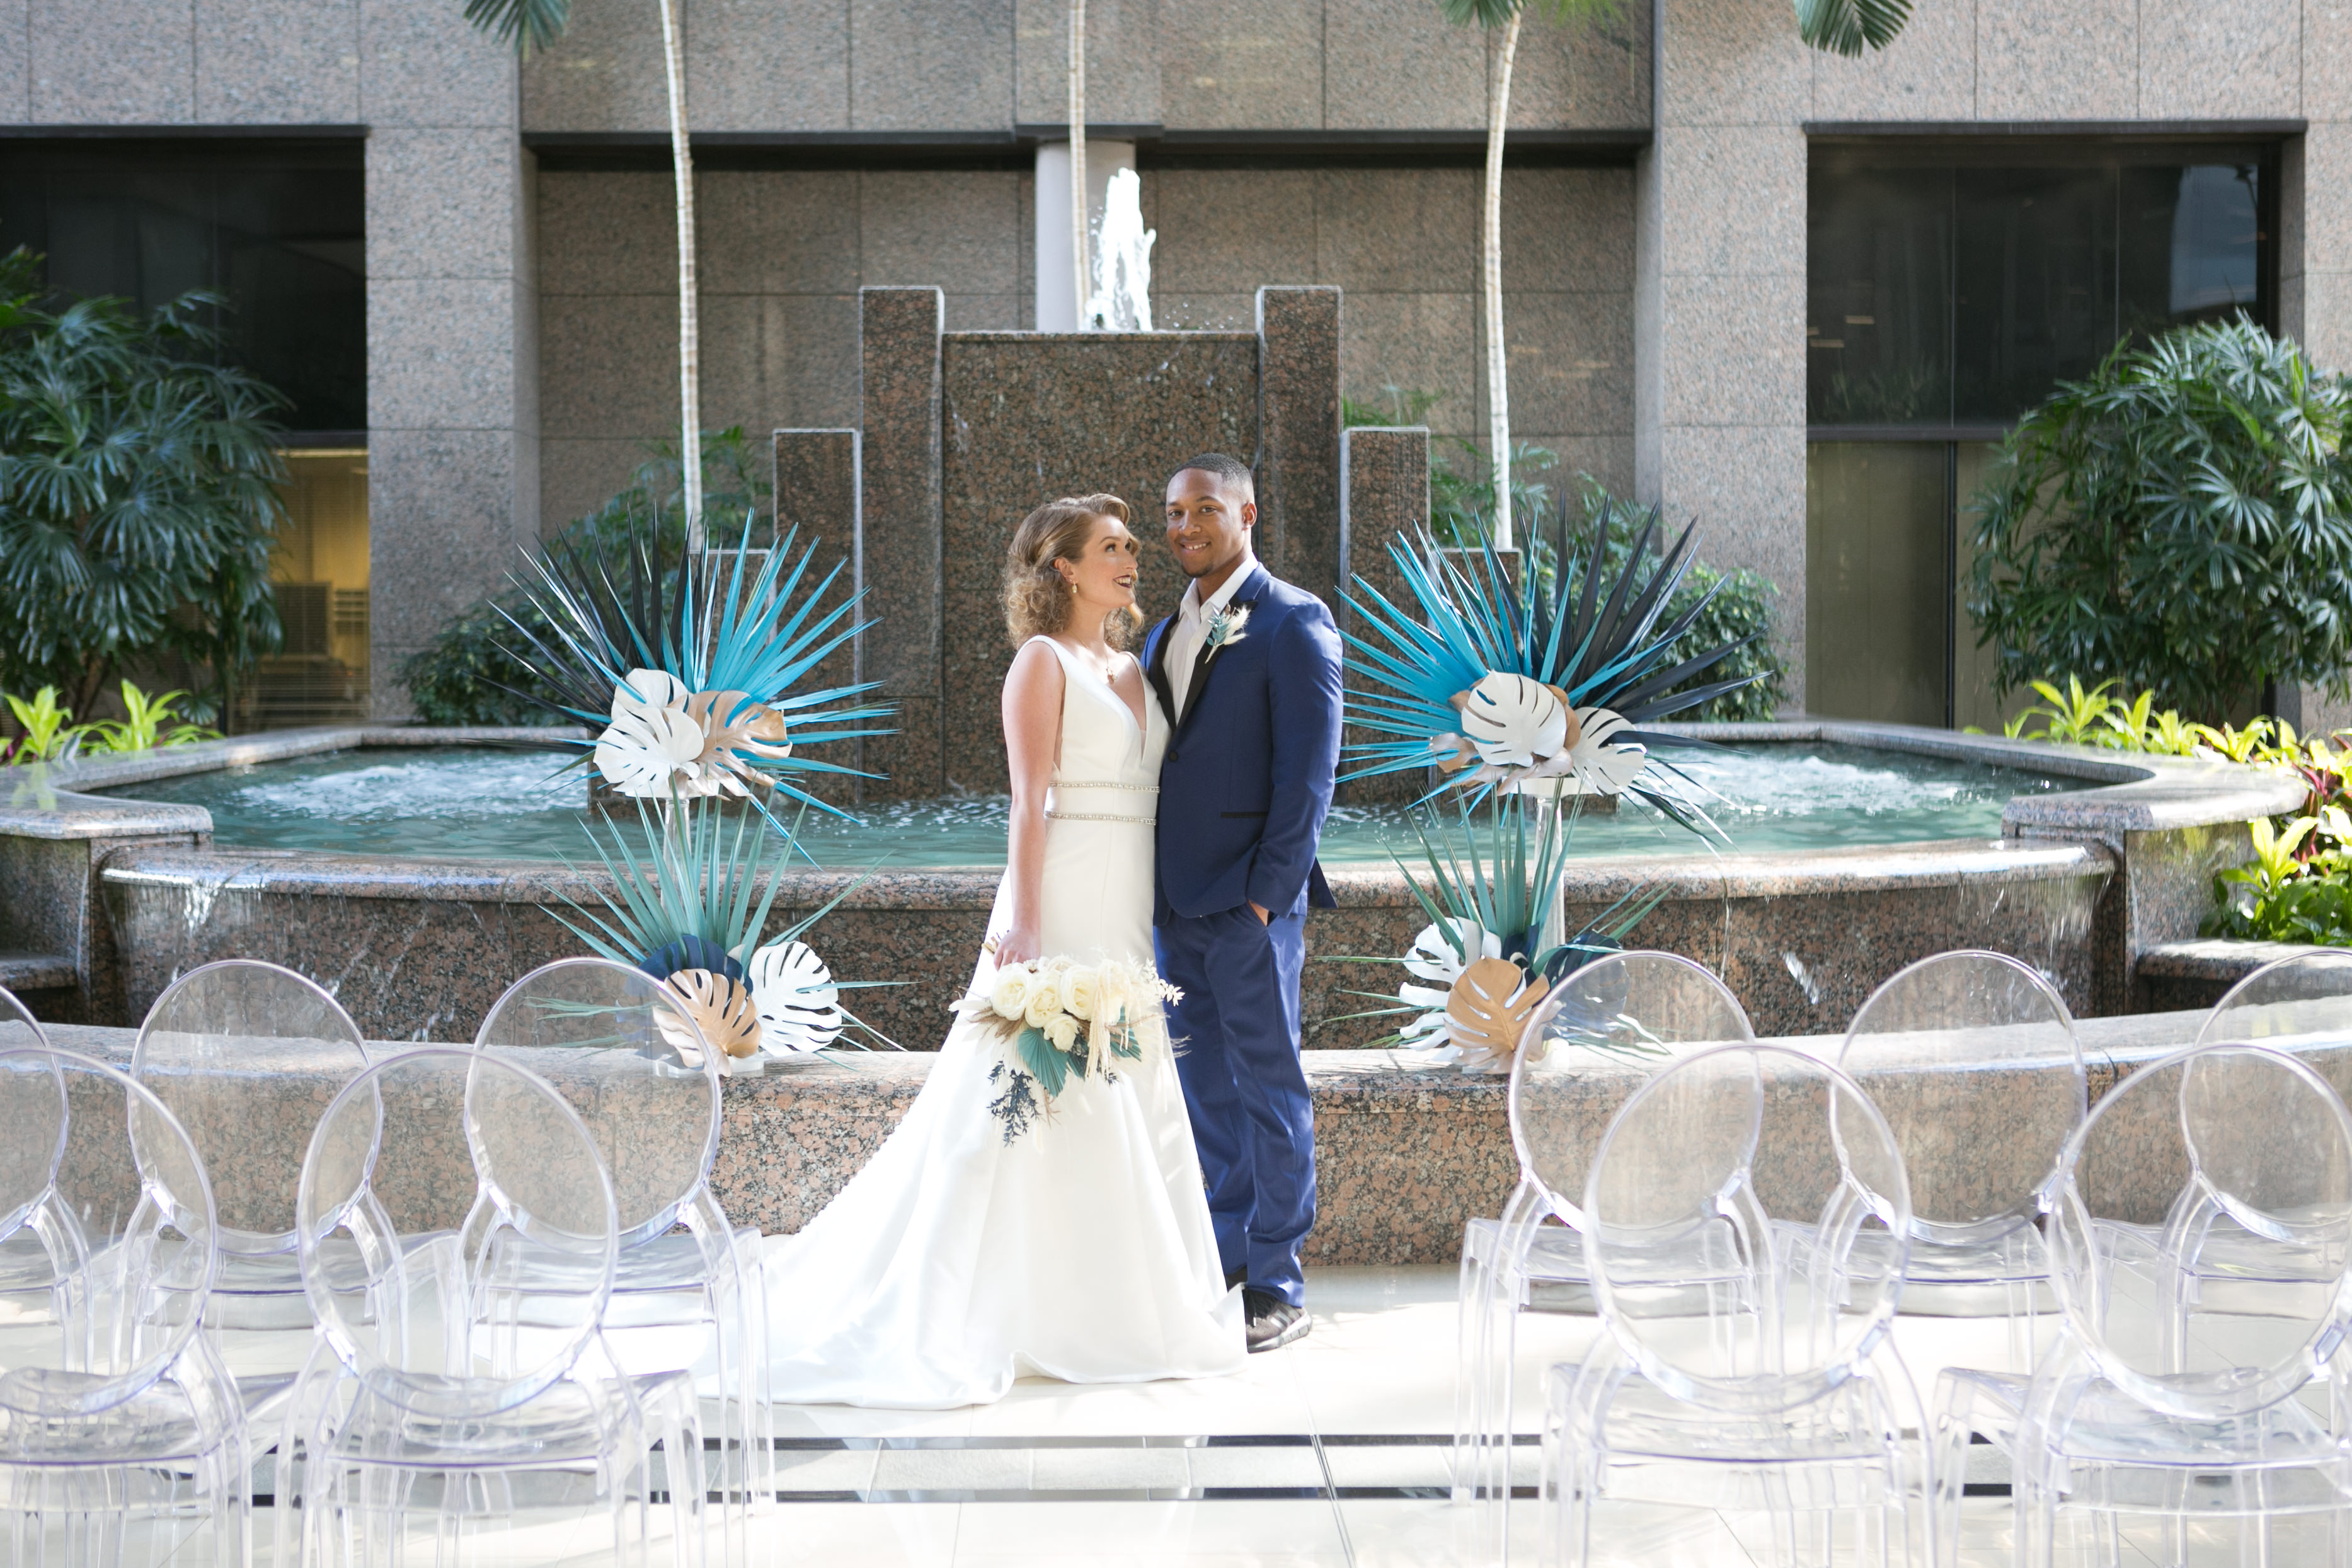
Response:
[856,287,945,800]
[774,428,864,799]
[362,9,540,719]
[1256,285,1344,603]
[1632,0,1809,711]
[1339,425,1433,804]
[1034,139,1137,331]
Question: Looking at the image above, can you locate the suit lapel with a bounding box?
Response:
[1174,564,1268,737]
[1145,617,1177,723]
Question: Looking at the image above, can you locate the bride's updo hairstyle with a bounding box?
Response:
[1002,493,1140,650]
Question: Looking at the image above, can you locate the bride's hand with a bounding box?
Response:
[990,923,1041,968]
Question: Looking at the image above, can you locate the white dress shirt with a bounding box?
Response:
[1164,565,1248,719]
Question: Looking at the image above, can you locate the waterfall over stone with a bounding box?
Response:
[1083,168,1155,331]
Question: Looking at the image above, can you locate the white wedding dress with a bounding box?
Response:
[754,634,1245,1407]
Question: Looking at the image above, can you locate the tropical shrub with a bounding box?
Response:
[398,428,774,725]
[0,680,217,764]
[0,247,290,726]
[1968,318,2352,721]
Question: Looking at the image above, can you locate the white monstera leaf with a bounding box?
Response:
[1402,917,1499,983]
[1567,706,1651,795]
[595,668,704,797]
[1459,672,1568,770]
[748,938,845,1053]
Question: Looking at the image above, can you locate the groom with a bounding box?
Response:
[1146,452,1343,1353]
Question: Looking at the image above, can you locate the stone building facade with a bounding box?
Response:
[0,0,2341,724]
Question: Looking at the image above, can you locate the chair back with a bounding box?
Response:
[0,984,49,1050]
[2049,1041,2352,1421]
[132,959,368,1259]
[1583,1043,1912,1414]
[1509,951,1755,1228]
[0,1046,219,1419]
[1837,950,2083,1247]
[473,956,721,1247]
[2195,947,2352,1047]
[298,1048,618,1418]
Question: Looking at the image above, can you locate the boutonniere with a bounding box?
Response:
[1203,603,1251,653]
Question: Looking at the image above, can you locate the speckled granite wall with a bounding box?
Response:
[936,330,1261,793]
[1256,287,1344,602]
[772,427,864,803]
[856,288,945,803]
[1336,425,1432,807]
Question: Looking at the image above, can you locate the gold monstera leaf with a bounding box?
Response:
[1445,957,1551,1062]
[659,968,764,1064]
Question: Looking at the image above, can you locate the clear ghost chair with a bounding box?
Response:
[1932,1041,2352,1567]
[131,959,370,1337]
[2198,946,2352,1048]
[1454,951,1757,1543]
[474,956,769,1538]
[0,985,55,1293]
[0,1044,248,1567]
[1546,1043,1927,1568]
[275,1046,706,1567]
[1837,950,2082,1366]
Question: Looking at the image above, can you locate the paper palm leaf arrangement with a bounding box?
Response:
[1341,512,1761,830]
[549,794,899,1072]
[1328,796,1667,1072]
[491,511,894,823]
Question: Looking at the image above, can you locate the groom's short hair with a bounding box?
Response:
[1170,452,1255,500]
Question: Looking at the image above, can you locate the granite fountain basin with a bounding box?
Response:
[0,721,2298,1043]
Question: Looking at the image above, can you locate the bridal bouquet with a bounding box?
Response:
[957,955,1180,1142]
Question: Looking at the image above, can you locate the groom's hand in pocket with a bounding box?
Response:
[1249,901,1270,925]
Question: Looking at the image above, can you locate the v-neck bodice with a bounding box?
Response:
[1031,635,1165,789]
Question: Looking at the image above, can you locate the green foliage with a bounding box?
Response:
[2206,811,2352,946]
[1967,318,2352,723]
[1436,0,1627,30]
[2,687,77,764]
[459,0,573,55]
[77,680,219,754]
[0,247,290,727]
[397,429,772,726]
[1341,386,1556,547]
[1794,0,1914,55]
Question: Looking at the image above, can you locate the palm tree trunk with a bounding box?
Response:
[1069,0,1089,327]
[658,0,703,555]
[1483,11,1522,551]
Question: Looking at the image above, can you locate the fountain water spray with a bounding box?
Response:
[1083,168,1156,331]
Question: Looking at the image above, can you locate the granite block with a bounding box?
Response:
[686,0,849,132]
[861,169,1023,295]
[367,428,534,661]
[1152,292,1260,332]
[367,129,524,282]
[1973,0,2134,121]
[697,169,861,296]
[1503,167,1636,296]
[536,437,646,537]
[1158,0,1321,131]
[858,287,944,702]
[945,294,1024,331]
[1655,0,1808,127]
[847,0,1012,132]
[2132,937,2315,1013]
[1657,272,1803,429]
[1314,168,1479,294]
[539,171,675,295]
[1649,125,1803,281]
[369,277,527,433]
[1014,0,1159,127]
[1806,0,1976,122]
[519,0,669,133]
[1149,169,1320,295]
[2298,270,2352,382]
[1257,287,1344,601]
[760,292,863,430]
[1341,290,1481,439]
[2308,0,2352,122]
[2137,0,2299,119]
[360,0,515,129]
[194,0,359,122]
[859,692,944,801]
[696,290,768,435]
[1650,420,1806,590]
[1322,0,1486,132]
[1338,426,1433,807]
[1541,432,1637,498]
[2296,124,2352,306]
[1495,292,1634,440]
[1507,0,1649,131]
[774,428,864,800]
[29,0,192,122]
[0,0,25,123]
[538,289,675,441]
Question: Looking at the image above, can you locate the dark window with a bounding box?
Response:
[0,138,364,434]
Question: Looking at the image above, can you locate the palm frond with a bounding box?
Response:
[460,0,574,57]
[1794,0,1913,55]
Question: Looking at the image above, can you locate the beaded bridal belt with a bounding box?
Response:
[1046,779,1157,827]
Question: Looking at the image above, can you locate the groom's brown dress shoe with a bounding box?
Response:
[1242,1288,1311,1352]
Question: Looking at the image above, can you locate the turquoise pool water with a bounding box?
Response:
[101,743,2080,868]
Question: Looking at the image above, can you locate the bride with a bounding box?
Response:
[754,493,1246,1407]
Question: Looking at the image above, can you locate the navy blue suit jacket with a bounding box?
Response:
[1146,562,1343,924]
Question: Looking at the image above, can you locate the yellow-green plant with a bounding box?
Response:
[2,686,82,763]
[78,681,220,755]
[2024,676,2120,747]
[2193,717,2278,765]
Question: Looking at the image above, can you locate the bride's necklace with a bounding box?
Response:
[1057,637,1125,689]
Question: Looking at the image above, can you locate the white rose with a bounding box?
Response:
[1023,981,1062,1030]
[989,967,1031,1021]
[1057,966,1099,1021]
[1044,1013,1080,1051]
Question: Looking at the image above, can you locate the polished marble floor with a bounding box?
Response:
[186,1264,2057,1567]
